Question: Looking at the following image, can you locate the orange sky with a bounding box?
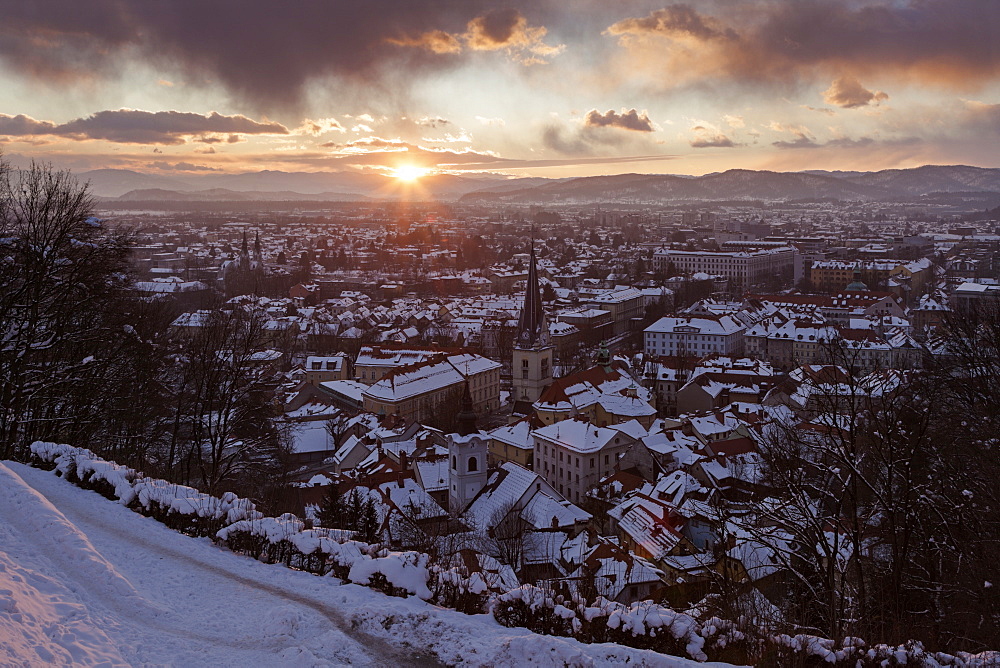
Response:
[1,1,999,178]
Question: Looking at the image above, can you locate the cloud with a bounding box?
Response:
[962,100,1000,132]
[389,9,564,65]
[773,134,918,151]
[154,161,223,172]
[690,133,738,148]
[0,2,562,110]
[386,30,463,54]
[293,118,345,136]
[822,77,888,108]
[0,109,288,144]
[769,123,817,149]
[607,5,736,42]
[802,105,837,116]
[583,109,655,132]
[772,135,819,150]
[0,114,58,135]
[416,116,452,128]
[606,2,1000,91]
[322,137,399,152]
[421,132,472,143]
[476,116,505,127]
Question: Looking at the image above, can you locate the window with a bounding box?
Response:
[604,455,609,465]
[590,457,595,469]
[468,456,479,473]
[452,455,457,470]
[522,359,529,367]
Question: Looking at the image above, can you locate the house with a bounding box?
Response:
[532,418,641,504]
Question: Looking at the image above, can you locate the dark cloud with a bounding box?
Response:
[0,110,287,144]
[607,2,1000,89]
[583,109,655,132]
[690,133,738,148]
[0,114,58,135]
[772,135,820,150]
[773,135,919,150]
[0,2,561,109]
[823,77,888,108]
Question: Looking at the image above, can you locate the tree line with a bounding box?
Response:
[0,159,292,510]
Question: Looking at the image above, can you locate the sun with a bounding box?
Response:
[392,164,430,182]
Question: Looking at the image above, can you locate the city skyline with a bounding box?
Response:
[2,1,1000,179]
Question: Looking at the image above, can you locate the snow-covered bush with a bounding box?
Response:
[29,441,139,504]
[429,566,491,614]
[132,478,261,537]
[25,442,998,667]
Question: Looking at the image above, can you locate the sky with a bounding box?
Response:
[1,0,999,179]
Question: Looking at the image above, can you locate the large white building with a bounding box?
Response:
[532,419,642,504]
[644,315,747,358]
[653,246,796,290]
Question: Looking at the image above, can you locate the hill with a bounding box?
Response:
[459,166,1000,205]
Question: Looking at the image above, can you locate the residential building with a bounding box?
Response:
[644,315,747,358]
[533,418,640,504]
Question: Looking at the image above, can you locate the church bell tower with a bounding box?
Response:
[512,244,553,404]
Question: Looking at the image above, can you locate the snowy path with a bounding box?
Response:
[0,461,729,667]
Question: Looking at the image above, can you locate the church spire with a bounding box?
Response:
[455,380,478,436]
[240,230,249,261]
[516,243,549,349]
[253,231,262,263]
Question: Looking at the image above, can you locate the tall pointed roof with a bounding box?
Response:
[516,244,550,349]
[455,380,478,436]
[240,230,249,260]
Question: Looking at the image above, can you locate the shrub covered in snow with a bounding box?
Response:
[30,441,139,505]
[25,441,1000,667]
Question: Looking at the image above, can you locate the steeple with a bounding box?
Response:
[455,381,478,436]
[253,232,263,264]
[846,262,869,291]
[595,340,612,369]
[516,243,549,349]
[240,230,249,261]
[511,241,554,406]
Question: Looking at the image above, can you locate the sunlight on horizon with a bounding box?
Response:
[392,164,431,182]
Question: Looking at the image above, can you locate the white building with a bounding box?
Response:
[643,315,747,358]
[532,419,641,504]
[653,246,796,291]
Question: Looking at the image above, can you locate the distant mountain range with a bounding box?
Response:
[80,165,1000,206]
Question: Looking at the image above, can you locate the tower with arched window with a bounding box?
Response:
[447,381,488,512]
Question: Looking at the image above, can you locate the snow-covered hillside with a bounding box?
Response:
[0,461,732,667]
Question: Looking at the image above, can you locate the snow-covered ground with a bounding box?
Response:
[0,461,735,667]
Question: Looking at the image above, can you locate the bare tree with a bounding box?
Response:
[0,159,147,461]
[488,499,530,573]
[159,306,281,495]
